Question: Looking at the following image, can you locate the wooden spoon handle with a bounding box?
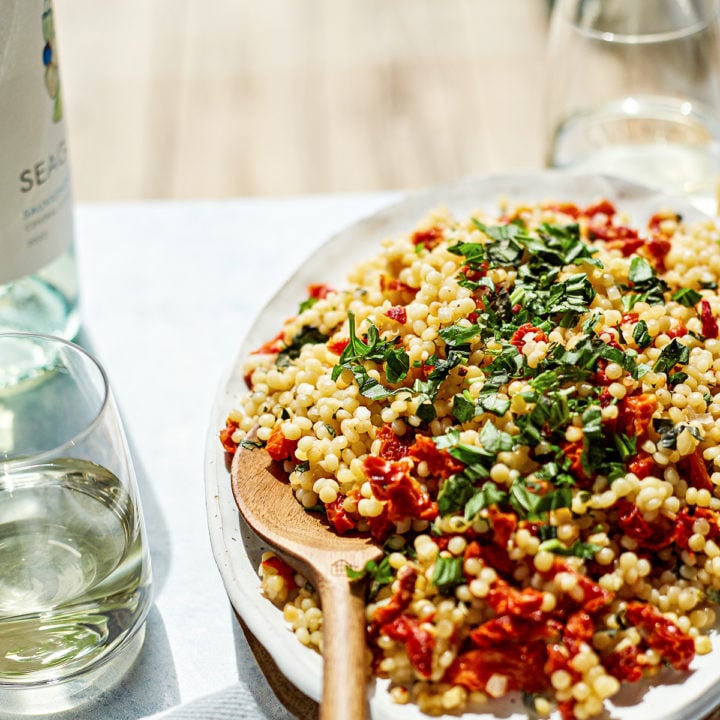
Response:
[317,574,369,720]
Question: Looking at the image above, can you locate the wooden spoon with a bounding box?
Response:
[231,444,383,720]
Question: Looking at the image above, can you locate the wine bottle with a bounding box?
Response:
[0,0,79,341]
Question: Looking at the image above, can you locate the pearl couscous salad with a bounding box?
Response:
[221,197,720,720]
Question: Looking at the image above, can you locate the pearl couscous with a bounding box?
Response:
[221,197,720,719]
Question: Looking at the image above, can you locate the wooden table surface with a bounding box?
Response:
[54,0,551,202]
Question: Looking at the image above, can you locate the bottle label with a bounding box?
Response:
[0,1,74,285]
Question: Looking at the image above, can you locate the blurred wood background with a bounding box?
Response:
[54,1,551,202]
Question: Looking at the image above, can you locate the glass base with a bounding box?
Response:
[0,624,146,716]
[0,274,79,389]
[0,274,79,338]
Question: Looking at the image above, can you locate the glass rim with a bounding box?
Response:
[558,0,720,45]
[0,331,111,469]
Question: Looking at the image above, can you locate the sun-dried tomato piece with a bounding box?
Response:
[385,305,408,324]
[617,393,658,439]
[408,434,465,479]
[381,614,435,678]
[251,330,286,355]
[445,643,549,695]
[564,611,594,643]
[616,499,676,551]
[374,424,414,461]
[648,211,681,234]
[544,201,582,218]
[487,580,544,616]
[540,562,612,613]
[469,613,562,647]
[627,451,656,479]
[478,544,515,579]
[219,419,239,454]
[680,447,714,492]
[487,505,518,548]
[625,602,695,671]
[509,323,548,349]
[307,283,335,299]
[261,555,298,591]
[666,324,688,339]
[411,226,444,250]
[265,425,298,462]
[604,645,643,682]
[371,565,418,627]
[365,506,394,543]
[325,496,357,534]
[460,261,490,283]
[560,439,591,485]
[647,235,672,271]
[675,506,720,549]
[701,299,719,339]
[327,337,350,355]
[583,200,616,218]
[364,455,438,522]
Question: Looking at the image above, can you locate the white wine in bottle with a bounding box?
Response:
[0,1,79,346]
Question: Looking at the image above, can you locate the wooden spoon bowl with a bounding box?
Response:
[231,444,383,720]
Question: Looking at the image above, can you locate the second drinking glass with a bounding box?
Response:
[0,333,152,715]
[546,0,720,207]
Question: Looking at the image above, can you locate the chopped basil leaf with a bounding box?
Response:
[438,473,477,515]
[479,420,514,454]
[538,538,603,560]
[653,419,703,449]
[628,256,655,284]
[239,439,263,450]
[652,338,690,374]
[385,346,410,383]
[538,524,558,541]
[509,480,572,519]
[632,320,652,349]
[451,393,476,423]
[464,481,508,521]
[535,461,575,487]
[523,693,539,712]
[276,326,330,368]
[672,287,703,307]
[447,240,486,262]
[298,296,318,314]
[440,323,482,346]
[434,429,460,450]
[478,393,511,416]
[332,312,409,397]
[624,258,670,306]
[431,555,464,594]
[417,401,437,423]
[472,221,525,266]
[346,555,394,600]
[582,406,603,437]
[668,371,689,388]
[448,442,494,466]
[614,434,637,461]
[428,347,470,382]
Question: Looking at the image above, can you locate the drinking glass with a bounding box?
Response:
[546,0,720,208]
[0,333,152,714]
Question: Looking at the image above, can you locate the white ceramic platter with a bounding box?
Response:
[205,171,720,720]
